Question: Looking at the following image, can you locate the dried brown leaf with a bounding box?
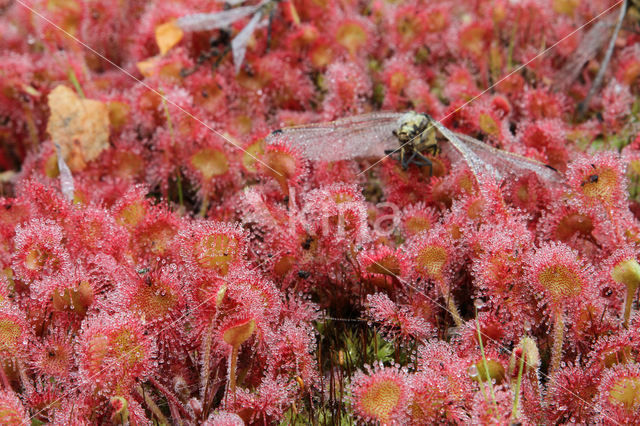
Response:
[46,85,110,171]
[155,20,184,55]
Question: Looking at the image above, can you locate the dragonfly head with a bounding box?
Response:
[396,111,431,144]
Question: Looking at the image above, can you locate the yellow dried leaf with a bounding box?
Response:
[46,85,109,171]
[155,20,184,55]
[136,57,159,78]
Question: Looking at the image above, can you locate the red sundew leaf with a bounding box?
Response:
[0,390,29,425]
[350,363,411,425]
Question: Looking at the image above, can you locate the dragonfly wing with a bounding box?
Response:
[266,112,402,162]
[553,13,617,90]
[232,10,263,73]
[177,5,260,31]
[54,143,74,202]
[429,120,501,185]
[453,132,565,184]
[219,0,249,6]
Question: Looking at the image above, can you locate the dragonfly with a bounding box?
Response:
[177,0,282,73]
[266,111,564,187]
[552,0,630,117]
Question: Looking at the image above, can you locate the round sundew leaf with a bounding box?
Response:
[0,390,29,425]
[242,139,265,173]
[366,254,401,277]
[537,264,583,302]
[116,201,147,228]
[459,23,490,57]
[336,21,368,56]
[195,233,240,275]
[611,258,640,292]
[35,342,71,379]
[113,330,146,368]
[191,148,229,180]
[479,113,499,137]
[555,212,593,241]
[131,281,176,322]
[136,220,178,256]
[580,167,619,204]
[0,319,22,353]
[109,396,130,424]
[405,216,432,235]
[310,43,333,68]
[24,248,48,271]
[552,0,580,15]
[222,318,255,347]
[359,378,403,424]
[608,376,640,411]
[273,255,296,277]
[471,359,506,384]
[415,245,448,280]
[52,280,94,316]
[107,101,130,131]
[112,151,144,179]
[263,149,298,194]
[602,347,633,368]
[389,70,408,93]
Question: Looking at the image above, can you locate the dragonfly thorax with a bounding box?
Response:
[395,111,435,146]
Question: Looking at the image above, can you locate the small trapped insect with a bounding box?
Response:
[581,164,599,186]
[180,30,232,77]
[301,236,313,250]
[177,0,283,73]
[266,111,564,186]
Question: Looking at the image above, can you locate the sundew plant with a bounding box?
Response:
[1,0,640,424]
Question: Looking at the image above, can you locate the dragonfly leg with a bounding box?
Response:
[402,150,417,170]
[426,143,440,156]
[213,45,231,69]
[384,149,401,167]
[412,151,434,176]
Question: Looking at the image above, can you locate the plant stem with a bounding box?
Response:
[176,172,184,207]
[136,384,169,425]
[476,318,498,415]
[199,196,210,218]
[623,284,635,328]
[549,310,565,379]
[68,68,86,99]
[0,362,10,389]
[161,94,178,203]
[148,376,192,420]
[446,293,463,327]
[227,345,239,402]
[511,346,526,420]
[17,360,33,394]
[200,321,215,401]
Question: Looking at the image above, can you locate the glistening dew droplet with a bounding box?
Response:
[468,364,479,378]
